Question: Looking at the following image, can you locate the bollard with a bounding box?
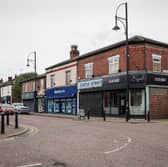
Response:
[6,113,9,125]
[103,110,106,121]
[147,111,150,122]
[1,113,5,134]
[87,109,90,120]
[15,111,19,128]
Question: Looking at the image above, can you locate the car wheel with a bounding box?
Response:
[17,110,21,114]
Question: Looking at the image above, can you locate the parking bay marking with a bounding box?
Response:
[104,137,132,154]
[17,163,42,167]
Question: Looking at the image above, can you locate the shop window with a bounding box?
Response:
[84,63,93,78]
[108,55,120,74]
[152,54,161,72]
[66,70,71,85]
[50,75,55,88]
[131,90,142,106]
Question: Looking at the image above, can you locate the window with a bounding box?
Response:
[85,63,93,78]
[152,54,161,72]
[66,71,71,85]
[40,79,44,89]
[108,55,120,74]
[131,90,142,106]
[50,75,55,88]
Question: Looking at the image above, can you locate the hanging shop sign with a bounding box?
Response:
[78,79,103,90]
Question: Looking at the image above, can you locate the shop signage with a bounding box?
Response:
[154,77,167,82]
[78,79,103,90]
[22,92,35,100]
[45,85,77,98]
[147,73,168,85]
[54,90,65,94]
[108,78,120,84]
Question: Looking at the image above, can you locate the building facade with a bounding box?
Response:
[22,74,46,112]
[45,45,79,115]
[77,36,168,119]
[0,77,14,104]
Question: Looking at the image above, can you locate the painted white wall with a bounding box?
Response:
[0,85,12,97]
[46,61,77,89]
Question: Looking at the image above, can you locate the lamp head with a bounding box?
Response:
[26,59,30,67]
[112,15,120,31]
[112,25,120,31]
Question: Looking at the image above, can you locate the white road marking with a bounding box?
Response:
[17,163,42,167]
[104,137,132,154]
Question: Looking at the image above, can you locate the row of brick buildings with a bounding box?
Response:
[20,35,168,118]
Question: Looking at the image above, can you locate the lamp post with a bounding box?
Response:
[112,2,129,122]
[26,51,37,112]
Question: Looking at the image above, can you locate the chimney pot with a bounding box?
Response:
[70,45,79,59]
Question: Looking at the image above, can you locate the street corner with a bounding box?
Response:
[0,124,39,142]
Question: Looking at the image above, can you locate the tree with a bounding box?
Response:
[12,72,36,102]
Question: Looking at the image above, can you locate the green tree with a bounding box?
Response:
[12,72,36,102]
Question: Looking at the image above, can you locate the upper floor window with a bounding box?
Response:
[66,70,71,85]
[108,55,120,74]
[152,54,161,72]
[25,83,28,92]
[50,75,55,88]
[40,79,44,89]
[85,63,93,78]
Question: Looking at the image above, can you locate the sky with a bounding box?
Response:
[0,0,168,81]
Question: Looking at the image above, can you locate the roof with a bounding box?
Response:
[21,73,46,83]
[46,35,168,70]
[0,79,14,87]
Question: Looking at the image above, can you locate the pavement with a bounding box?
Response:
[0,123,28,139]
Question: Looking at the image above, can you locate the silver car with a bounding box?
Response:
[12,103,30,114]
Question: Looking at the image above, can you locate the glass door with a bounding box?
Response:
[54,99,60,113]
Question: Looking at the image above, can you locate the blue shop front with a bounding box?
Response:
[45,85,77,115]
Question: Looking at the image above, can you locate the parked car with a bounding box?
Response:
[0,104,15,115]
[12,103,30,114]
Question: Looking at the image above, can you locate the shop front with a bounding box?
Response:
[22,91,36,112]
[78,72,146,117]
[45,85,77,115]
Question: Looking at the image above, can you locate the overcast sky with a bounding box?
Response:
[0,0,168,80]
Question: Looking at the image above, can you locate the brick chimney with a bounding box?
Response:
[8,76,12,81]
[70,45,79,59]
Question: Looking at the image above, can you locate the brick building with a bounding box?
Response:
[45,45,79,115]
[0,77,14,104]
[22,74,46,112]
[77,36,168,119]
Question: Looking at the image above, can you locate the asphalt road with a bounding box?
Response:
[0,115,168,167]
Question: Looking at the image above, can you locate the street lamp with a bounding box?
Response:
[26,51,37,112]
[112,2,129,122]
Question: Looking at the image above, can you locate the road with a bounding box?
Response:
[0,115,168,167]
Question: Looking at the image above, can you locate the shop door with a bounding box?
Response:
[24,100,34,112]
[130,89,145,115]
[80,92,102,117]
[110,93,119,115]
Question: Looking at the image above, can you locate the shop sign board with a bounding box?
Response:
[78,79,103,90]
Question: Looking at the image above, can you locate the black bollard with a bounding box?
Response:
[1,113,5,134]
[15,111,19,128]
[6,113,9,125]
[147,111,150,122]
[103,110,106,121]
[87,109,90,120]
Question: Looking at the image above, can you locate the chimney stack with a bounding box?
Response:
[70,45,79,59]
[8,76,12,81]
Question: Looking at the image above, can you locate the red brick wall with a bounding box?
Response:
[77,44,168,80]
[149,87,168,119]
[145,44,168,71]
[22,81,34,93]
